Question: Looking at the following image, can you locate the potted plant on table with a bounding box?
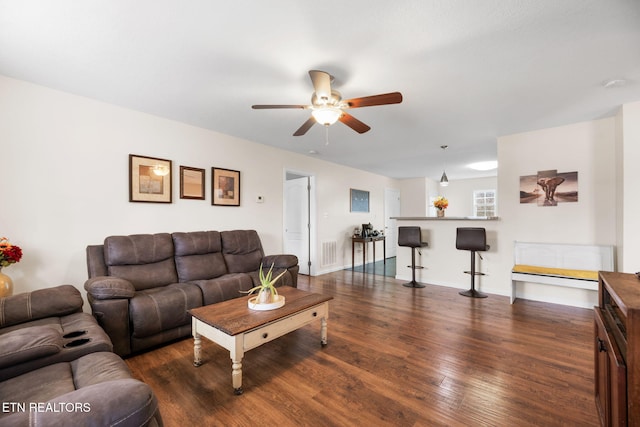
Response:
[243,263,287,310]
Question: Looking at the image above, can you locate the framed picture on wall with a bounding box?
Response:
[212,167,240,206]
[180,166,205,200]
[350,188,370,212]
[519,169,579,207]
[129,154,172,203]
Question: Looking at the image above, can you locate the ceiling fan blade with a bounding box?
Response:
[339,113,371,134]
[343,92,403,108]
[293,117,316,136]
[309,70,332,101]
[252,104,307,109]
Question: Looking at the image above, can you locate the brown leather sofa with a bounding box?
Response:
[0,285,163,426]
[85,230,299,356]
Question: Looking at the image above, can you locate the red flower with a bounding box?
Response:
[0,237,22,267]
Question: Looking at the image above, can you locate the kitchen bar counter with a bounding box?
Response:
[391,216,596,308]
[393,217,503,297]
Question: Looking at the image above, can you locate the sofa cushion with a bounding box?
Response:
[173,231,228,281]
[129,282,203,338]
[0,352,162,426]
[0,325,62,369]
[0,352,131,404]
[190,273,254,305]
[221,230,264,273]
[104,233,178,290]
[0,284,83,328]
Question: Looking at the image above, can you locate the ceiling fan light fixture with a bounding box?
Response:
[151,164,170,176]
[311,107,342,126]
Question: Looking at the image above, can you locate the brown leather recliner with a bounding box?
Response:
[0,286,163,426]
[0,284,112,381]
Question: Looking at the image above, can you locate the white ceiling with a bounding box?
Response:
[1,1,639,180]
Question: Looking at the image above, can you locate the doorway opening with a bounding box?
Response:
[346,188,400,277]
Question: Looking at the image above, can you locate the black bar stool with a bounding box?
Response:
[456,227,489,298]
[398,226,428,288]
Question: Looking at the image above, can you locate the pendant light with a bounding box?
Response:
[440,145,449,187]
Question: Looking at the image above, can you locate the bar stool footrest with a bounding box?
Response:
[463,271,486,276]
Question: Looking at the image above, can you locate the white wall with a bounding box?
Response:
[0,75,398,300]
[398,178,428,216]
[619,101,640,272]
[496,117,617,306]
[435,176,498,217]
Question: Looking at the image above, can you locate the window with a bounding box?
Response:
[473,190,496,217]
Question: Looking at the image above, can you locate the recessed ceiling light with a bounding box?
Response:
[468,161,498,171]
[603,79,627,89]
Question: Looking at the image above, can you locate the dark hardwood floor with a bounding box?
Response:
[126,270,598,427]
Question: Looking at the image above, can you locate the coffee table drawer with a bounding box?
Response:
[243,304,328,350]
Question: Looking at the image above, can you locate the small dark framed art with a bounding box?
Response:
[129,154,172,203]
[180,166,205,200]
[212,167,240,206]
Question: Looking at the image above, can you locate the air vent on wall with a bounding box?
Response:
[321,241,337,267]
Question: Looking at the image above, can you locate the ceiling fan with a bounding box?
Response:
[252,70,403,136]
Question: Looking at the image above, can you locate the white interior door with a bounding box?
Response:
[384,188,401,257]
[284,177,310,275]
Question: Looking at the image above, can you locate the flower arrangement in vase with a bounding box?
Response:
[433,196,449,217]
[0,237,22,267]
[0,237,22,297]
[243,263,287,310]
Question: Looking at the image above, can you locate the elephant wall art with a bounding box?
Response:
[519,169,578,206]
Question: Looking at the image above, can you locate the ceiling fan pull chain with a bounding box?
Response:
[325,125,330,145]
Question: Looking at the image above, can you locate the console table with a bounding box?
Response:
[351,235,385,270]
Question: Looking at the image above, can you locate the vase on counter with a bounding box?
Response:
[437,209,445,218]
[0,268,14,298]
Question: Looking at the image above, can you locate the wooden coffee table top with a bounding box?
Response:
[189,286,333,336]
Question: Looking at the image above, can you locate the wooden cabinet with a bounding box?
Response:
[596,272,640,426]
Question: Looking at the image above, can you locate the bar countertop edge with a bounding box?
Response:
[391,216,500,221]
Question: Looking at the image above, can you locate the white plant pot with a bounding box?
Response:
[248,294,285,311]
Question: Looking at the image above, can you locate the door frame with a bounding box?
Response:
[283,169,317,276]
[384,187,401,258]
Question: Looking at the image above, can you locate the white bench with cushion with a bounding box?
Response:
[511,241,614,304]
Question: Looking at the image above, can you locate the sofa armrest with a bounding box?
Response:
[84,276,135,300]
[0,285,83,328]
[84,277,134,356]
[3,379,162,427]
[262,254,298,269]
